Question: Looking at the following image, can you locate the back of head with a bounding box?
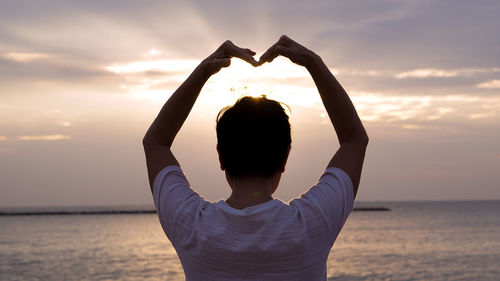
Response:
[216,96,291,179]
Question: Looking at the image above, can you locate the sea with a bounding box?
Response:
[0,201,499,281]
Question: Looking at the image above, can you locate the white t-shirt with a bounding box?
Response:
[153,166,354,281]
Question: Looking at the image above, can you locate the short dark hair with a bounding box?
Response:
[216,95,291,178]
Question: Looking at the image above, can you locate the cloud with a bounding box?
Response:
[106,57,320,99]
[105,57,314,79]
[350,92,500,123]
[395,68,461,79]
[338,69,382,76]
[2,52,52,62]
[401,124,424,130]
[57,121,72,127]
[468,112,495,120]
[105,59,199,74]
[0,54,120,90]
[103,54,500,123]
[0,136,7,141]
[476,79,500,89]
[395,68,500,79]
[18,135,71,141]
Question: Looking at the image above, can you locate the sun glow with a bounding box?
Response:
[105,54,500,123]
[105,56,322,108]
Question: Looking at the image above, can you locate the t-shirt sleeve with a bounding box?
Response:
[295,167,354,237]
[152,165,204,241]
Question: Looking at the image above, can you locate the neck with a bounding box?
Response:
[225,174,280,209]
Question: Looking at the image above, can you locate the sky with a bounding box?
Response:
[0,0,499,207]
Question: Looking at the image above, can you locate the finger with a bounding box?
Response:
[245,48,256,56]
[278,34,294,46]
[258,44,280,65]
[259,36,295,63]
[274,45,294,60]
[275,45,307,66]
[230,48,258,66]
[222,41,258,66]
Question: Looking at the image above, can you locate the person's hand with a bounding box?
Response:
[257,35,318,68]
[200,40,258,76]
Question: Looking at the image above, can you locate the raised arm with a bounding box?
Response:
[258,35,368,197]
[143,41,258,191]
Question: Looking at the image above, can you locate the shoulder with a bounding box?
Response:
[294,167,353,205]
[153,165,209,241]
[290,167,354,235]
[319,167,353,191]
[152,165,187,208]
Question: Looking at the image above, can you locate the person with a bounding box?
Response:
[143,35,368,281]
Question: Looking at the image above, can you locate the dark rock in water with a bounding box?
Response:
[0,206,390,216]
[0,210,157,216]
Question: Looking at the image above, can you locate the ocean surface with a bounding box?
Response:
[1,201,499,281]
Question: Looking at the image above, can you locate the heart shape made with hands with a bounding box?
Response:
[203,35,314,75]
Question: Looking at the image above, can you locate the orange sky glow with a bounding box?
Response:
[1,0,499,206]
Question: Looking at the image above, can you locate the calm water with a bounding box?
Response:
[1,201,499,281]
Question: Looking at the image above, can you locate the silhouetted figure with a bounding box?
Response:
[143,35,368,281]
